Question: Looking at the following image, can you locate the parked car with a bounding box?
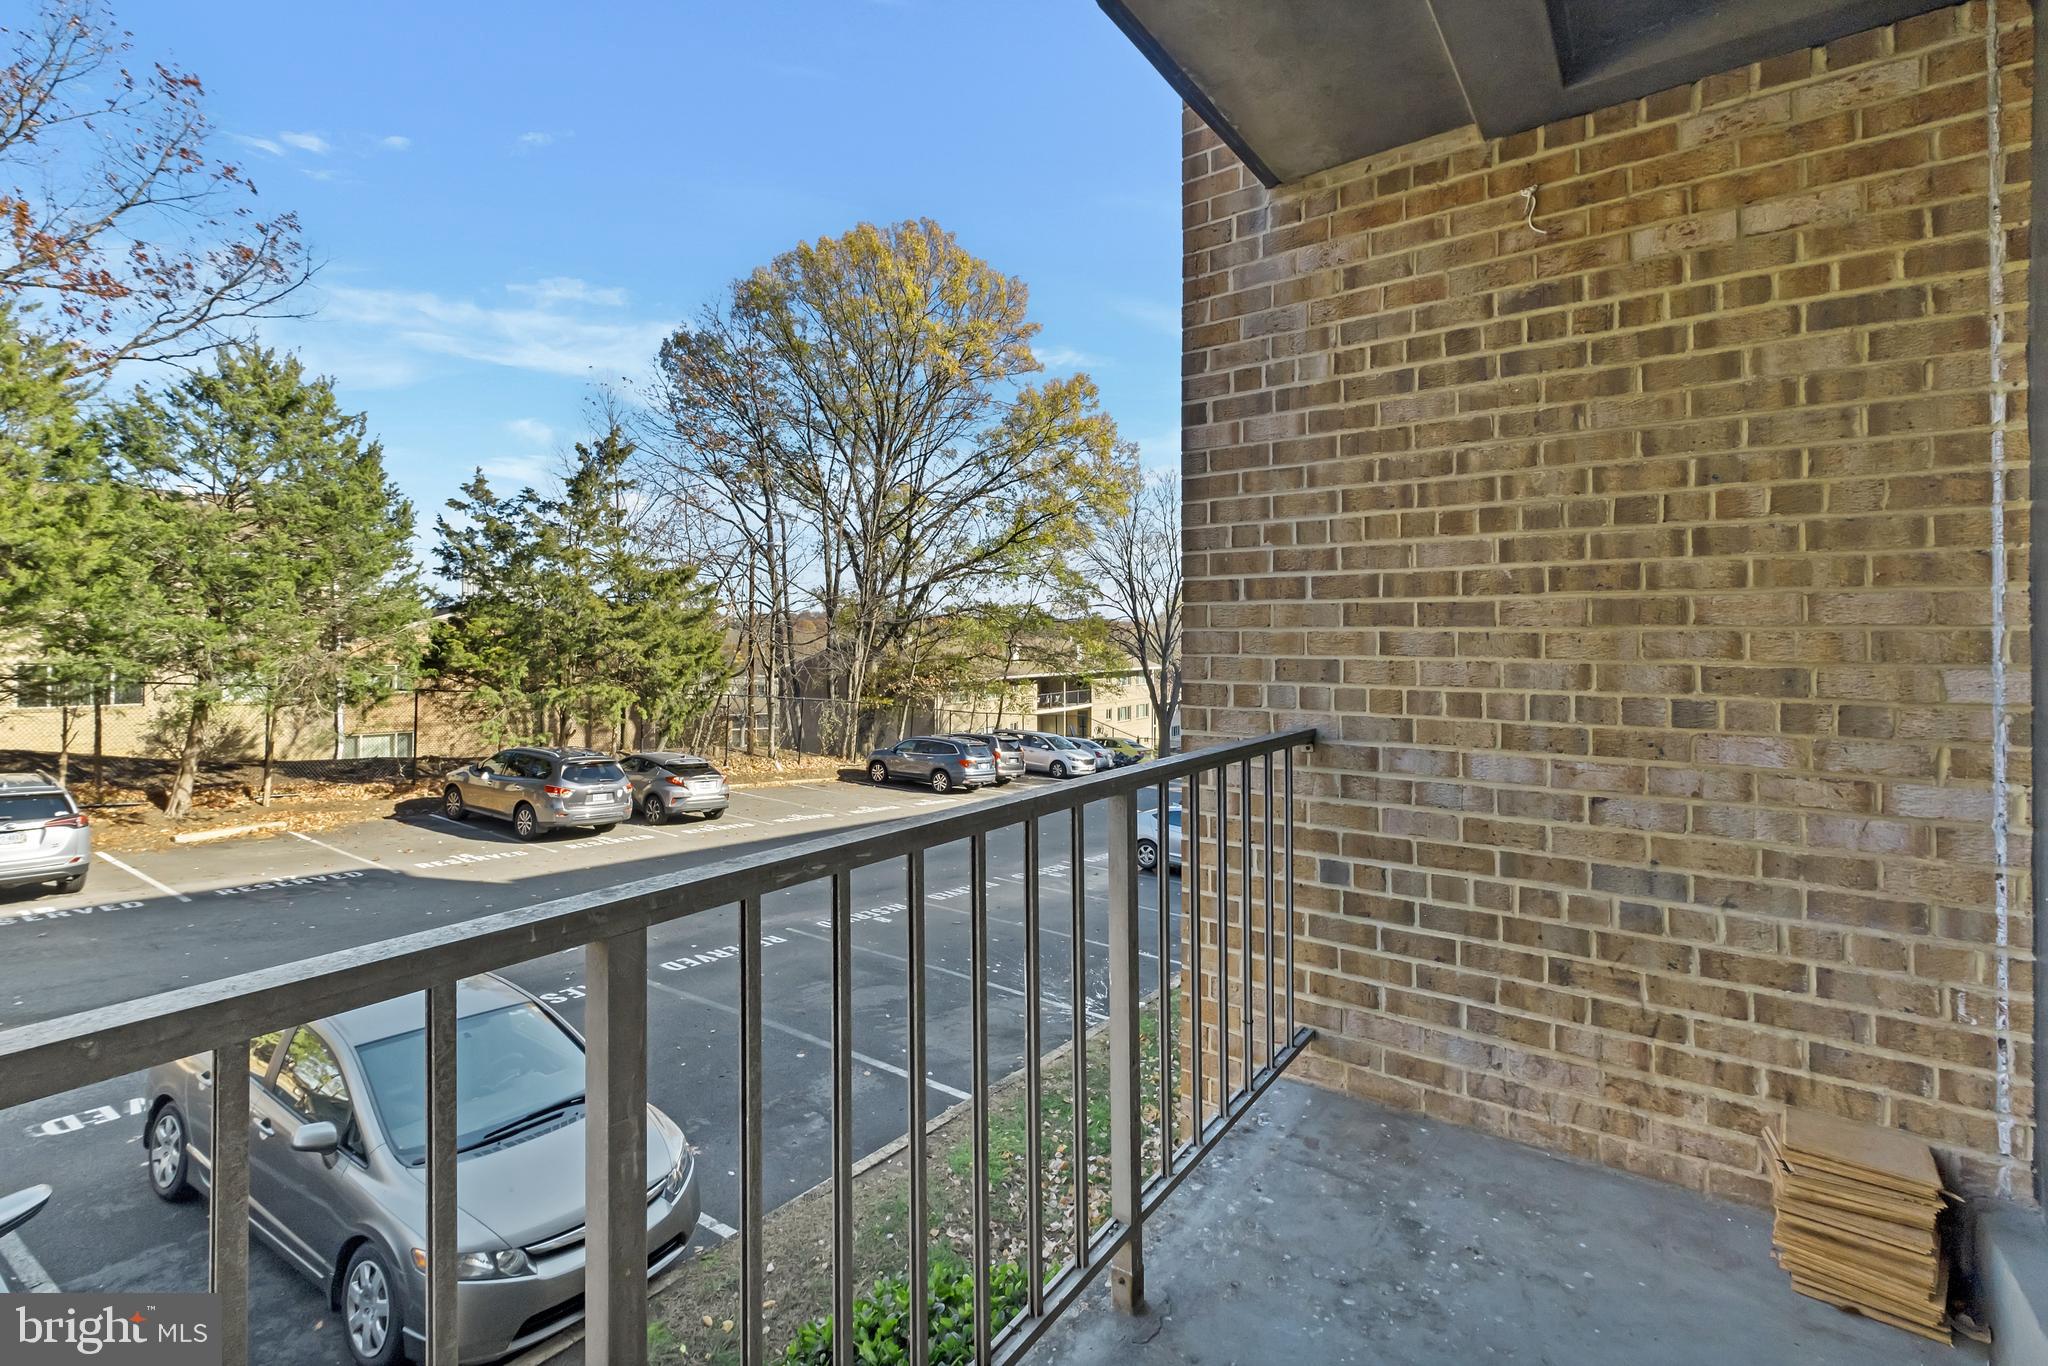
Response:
[621,752,729,824]
[1095,736,1150,765]
[144,974,699,1366]
[998,731,1100,779]
[1072,737,1122,771]
[0,770,91,895]
[1136,804,1183,874]
[949,732,1024,784]
[441,748,633,840]
[0,1184,50,1291]
[867,736,999,793]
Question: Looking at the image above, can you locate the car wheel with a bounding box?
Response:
[442,785,466,820]
[147,1101,192,1201]
[702,807,725,821]
[342,1243,404,1366]
[869,761,889,785]
[512,802,541,841]
[930,769,952,794]
[1050,760,1067,779]
[591,823,617,834]
[55,871,85,893]
[1137,838,1159,874]
[642,794,667,826]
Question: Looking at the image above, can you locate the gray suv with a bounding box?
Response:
[0,771,92,895]
[621,752,729,824]
[143,975,699,1366]
[441,748,632,840]
[866,736,998,793]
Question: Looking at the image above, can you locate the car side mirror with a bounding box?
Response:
[291,1121,340,1154]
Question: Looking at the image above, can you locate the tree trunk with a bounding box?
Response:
[55,705,75,788]
[166,697,210,817]
[261,704,277,806]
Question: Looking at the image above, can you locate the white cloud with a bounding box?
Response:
[229,133,285,156]
[508,277,628,308]
[380,134,412,151]
[318,283,668,382]
[517,131,559,149]
[279,130,331,154]
[505,417,557,446]
[478,453,553,488]
[1036,344,1105,372]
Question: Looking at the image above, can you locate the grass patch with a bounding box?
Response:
[632,987,1182,1363]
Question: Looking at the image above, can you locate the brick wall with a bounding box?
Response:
[1180,0,2038,1202]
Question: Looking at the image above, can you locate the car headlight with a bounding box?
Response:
[411,1247,533,1279]
[660,1153,688,1202]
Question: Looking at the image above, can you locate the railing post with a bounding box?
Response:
[1106,789,1145,1312]
[425,982,459,1364]
[585,929,649,1366]
[209,1040,250,1366]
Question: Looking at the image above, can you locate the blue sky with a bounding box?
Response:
[120,1,1184,540]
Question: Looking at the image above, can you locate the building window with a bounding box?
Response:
[13,669,143,709]
[343,731,416,759]
[1138,703,1149,718]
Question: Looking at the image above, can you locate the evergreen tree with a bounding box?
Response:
[429,425,727,747]
[101,345,420,814]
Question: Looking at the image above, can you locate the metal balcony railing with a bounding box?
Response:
[1034,688,1093,710]
[0,726,1317,1366]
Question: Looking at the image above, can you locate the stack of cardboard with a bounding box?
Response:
[1764,1108,1951,1344]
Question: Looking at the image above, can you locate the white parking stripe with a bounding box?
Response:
[96,852,189,903]
[0,1231,57,1293]
[645,977,973,1102]
[731,787,819,812]
[426,813,519,843]
[697,1211,739,1241]
[289,830,383,868]
[782,925,1105,1025]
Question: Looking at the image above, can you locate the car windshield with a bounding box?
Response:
[356,1003,587,1164]
[0,794,69,822]
[962,743,991,758]
[561,761,624,784]
[1046,736,1076,749]
[670,760,718,778]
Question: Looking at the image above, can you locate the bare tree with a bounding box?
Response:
[1080,454,1182,756]
[0,1,310,372]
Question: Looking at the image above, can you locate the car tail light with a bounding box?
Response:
[543,784,572,796]
[665,776,688,786]
[46,812,88,829]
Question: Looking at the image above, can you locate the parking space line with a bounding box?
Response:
[289,830,384,868]
[697,1211,739,1241]
[645,976,972,1102]
[782,925,1105,1024]
[95,852,190,903]
[0,1231,57,1293]
[730,787,819,812]
[426,813,520,844]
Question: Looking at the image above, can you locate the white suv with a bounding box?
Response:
[0,771,92,895]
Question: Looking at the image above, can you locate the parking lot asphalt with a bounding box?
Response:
[0,770,1183,1364]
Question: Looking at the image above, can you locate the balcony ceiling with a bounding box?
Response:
[1097,0,1956,186]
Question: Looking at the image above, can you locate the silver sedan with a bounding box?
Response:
[143,975,699,1365]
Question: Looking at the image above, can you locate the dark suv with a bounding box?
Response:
[441,747,633,839]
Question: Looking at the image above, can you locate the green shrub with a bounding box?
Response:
[780,1262,1029,1366]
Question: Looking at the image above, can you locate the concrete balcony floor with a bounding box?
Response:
[1033,1079,1980,1366]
